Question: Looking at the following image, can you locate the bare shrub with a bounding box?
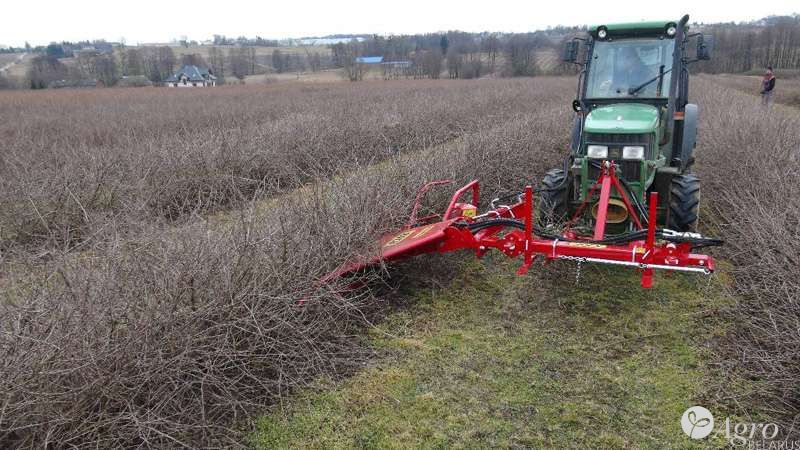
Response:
[6,73,798,445]
[694,76,800,432]
[0,77,573,447]
[0,79,563,257]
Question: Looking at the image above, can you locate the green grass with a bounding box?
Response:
[254,256,742,449]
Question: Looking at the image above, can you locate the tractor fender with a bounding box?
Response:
[680,103,698,171]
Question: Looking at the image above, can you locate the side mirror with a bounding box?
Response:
[572,99,583,113]
[697,34,713,60]
[562,40,579,63]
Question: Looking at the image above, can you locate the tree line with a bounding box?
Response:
[10,42,333,89]
[328,15,800,81]
[694,15,800,74]
[25,46,180,89]
[3,14,799,89]
[330,28,578,80]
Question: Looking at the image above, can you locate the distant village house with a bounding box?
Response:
[165,65,217,87]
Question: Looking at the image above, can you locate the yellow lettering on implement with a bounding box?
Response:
[384,230,414,247]
[567,242,607,249]
[384,225,438,248]
[412,225,435,239]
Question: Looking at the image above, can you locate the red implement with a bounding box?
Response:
[315,161,720,294]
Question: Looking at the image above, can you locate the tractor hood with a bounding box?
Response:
[584,104,659,134]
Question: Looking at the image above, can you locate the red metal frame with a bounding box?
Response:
[444,180,480,219]
[315,161,716,295]
[591,162,644,238]
[407,180,452,228]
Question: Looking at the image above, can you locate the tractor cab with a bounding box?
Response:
[585,36,675,100]
[543,15,713,236]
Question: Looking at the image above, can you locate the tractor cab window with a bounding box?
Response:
[585,38,675,99]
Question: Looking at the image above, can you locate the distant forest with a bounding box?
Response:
[693,16,800,73]
[0,14,798,89]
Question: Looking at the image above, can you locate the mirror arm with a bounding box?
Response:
[565,36,589,64]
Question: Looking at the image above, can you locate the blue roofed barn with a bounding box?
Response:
[354,56,384,64]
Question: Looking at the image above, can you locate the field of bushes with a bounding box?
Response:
[0,78,571,446]
[0,80,563,255]
[694,79,800,426]
[0,75,798,446]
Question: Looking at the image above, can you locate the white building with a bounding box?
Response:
[165,65,217,87]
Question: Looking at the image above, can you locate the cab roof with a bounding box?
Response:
[588,20,684,39]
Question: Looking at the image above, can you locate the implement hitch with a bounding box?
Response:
[317,161,721,293]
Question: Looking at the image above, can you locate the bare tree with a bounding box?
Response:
[92,54,118,86]
[272,49,290,74]
[504,34,542,76]
[330,43,347,67]
[157,46,175,79]
[27,55,69,88]
[208,46,225,77]
[248,47,256,75]
[339,46,365,81]
[310,53,322,72]
[291,53,305,73]
[414,50,443,79]
[123,48,143,76]
[229,47,249,80]
[482,34,500,72]
[446,48,462,79]
[75,50,99,78]
[180,53,207,68]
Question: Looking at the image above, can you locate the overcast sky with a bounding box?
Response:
[1,0,798,47]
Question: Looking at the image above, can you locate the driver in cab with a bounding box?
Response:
[599,47,655,97]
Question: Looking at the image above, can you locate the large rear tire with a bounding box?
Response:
[538,168,571,227]
[667,174,700,232]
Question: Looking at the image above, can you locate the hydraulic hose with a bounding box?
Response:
[460,218,723,249]
[587,160,650,226]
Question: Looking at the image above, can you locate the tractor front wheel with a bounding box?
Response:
[667,174,700,232]
[538,168,571,227]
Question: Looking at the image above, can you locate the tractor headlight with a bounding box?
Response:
[587,145,608,159]
[597,27,608,39]
[622,146,645,160]
[666,25,677,37]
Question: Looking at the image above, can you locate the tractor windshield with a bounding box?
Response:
[585,38,675,99]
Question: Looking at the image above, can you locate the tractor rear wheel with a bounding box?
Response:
[538,168,571,227]
[667,174,700,232]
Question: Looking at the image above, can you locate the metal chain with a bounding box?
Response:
[575,260,583,284]
[703,270,715,294]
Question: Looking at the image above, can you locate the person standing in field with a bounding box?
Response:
[760,66,776,107]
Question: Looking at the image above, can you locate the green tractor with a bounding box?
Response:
[540,14,713,236]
